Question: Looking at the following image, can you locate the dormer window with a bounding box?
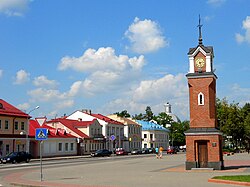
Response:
[198,92,204,105]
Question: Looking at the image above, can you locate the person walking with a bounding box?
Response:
[155,147,159,158]
[159,146,163,159]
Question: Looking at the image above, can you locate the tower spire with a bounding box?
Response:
[197,14,203,45]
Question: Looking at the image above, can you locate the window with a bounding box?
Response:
[21,122,25,130]
[0,119,2,129]
[65,143,68,151]
[70,143,74,151]
[198,92,204,105]
[14,121,18,130]
[5,120,9,130]
[6,144,10,154]
[150,134,153,140]
[144,134,147,138]
[58,143,62,151]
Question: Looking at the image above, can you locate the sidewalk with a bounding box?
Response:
[2,153,250,187]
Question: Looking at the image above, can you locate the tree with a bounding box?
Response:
[132,113,144,120]
[132,106,154,121]
[153,112,173,128]
[171,121,189,147]
[217,98,246,148]
[145,106,154,121]
[115,110,131,118]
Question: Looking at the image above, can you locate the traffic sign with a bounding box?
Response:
[110,135,116,141]
[35,128,48,140]
[35,117,47,127]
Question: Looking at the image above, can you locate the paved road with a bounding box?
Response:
[1,152,250,187]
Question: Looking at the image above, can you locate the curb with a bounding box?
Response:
[208,178,250,186]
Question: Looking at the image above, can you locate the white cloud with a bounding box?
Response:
[235,16,250,44]
[207,0,226,7]
[0,0,31,17]
[132,73,187,102]
[101,73,189,120]
[33,75,58,88]
[0,69,3,78]
[14,69,30,85]
[16,102,30,112]
[55,100,74,109]
[58,47,145,96]
[230,84,250,105]
[58,47,145,72]
[125,17,168,54]
[28,88,66,102]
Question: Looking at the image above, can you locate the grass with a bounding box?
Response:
[212,175,250,182]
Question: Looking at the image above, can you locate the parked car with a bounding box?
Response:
[141,148,150,154]
[166,147,177,154]
[131,149,142,155]
[148,148,155,153]
[0,151,32,164]
[115,148,128,156]
[91,149,112,157]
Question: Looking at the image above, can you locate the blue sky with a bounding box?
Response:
[0,0,250,121]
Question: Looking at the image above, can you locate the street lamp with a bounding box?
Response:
[172,129,177,148]
[25,106,40,153]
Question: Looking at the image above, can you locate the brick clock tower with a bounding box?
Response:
[185,17,224,170]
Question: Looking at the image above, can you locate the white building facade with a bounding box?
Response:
[67,110,124,152]
[136,120,169,150]
[107,115,142,152]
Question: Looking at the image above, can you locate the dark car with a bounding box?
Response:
[91,149,112,157]
[141,148,150,154]
[131,149,142,155]
[115,148,128,156]
[148,148,155,154]
[166,147,177,154]
[1,151,32,164]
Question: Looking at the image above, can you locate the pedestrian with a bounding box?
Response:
[155,147,159,158]
[159,146,163,159]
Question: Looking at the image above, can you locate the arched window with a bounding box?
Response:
[198,92,204,105]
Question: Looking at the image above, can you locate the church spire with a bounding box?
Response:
[197,14,203,45]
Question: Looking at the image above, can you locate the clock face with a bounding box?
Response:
[195,58,205,68]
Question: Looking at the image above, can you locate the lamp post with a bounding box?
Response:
[26,106,40,153]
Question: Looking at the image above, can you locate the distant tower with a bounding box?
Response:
[184,16,223,170]
[164,102,180,124]
[164,102,172,114]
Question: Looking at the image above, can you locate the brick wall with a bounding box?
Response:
[188,77,216,128]
[186,134,222,162]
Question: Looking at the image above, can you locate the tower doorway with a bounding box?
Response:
[197,141,208,168]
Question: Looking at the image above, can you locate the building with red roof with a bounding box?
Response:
[0,99,30,157]
[66,110,124,152]
[46,118,104,155]
[29,119,77,158]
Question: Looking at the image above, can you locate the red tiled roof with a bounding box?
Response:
[47,118,90,138]
[0,99,30,118]
[91,113,124,125]
[29,119,76,138]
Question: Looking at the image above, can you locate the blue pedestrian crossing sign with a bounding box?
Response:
[35,128,48,140]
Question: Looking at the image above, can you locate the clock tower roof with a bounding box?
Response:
[188,45,213,56]
[188,15,214,56]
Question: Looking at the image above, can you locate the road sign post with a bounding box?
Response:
[35,128,48,181]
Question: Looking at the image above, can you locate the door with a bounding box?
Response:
[198,141,208,168]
